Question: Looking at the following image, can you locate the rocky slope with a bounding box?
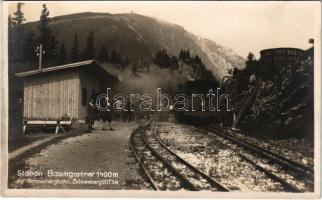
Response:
[239,60,314,139]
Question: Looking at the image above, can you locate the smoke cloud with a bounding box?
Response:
[102,63,198,98]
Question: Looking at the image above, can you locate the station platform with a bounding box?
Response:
[10,121,150,190]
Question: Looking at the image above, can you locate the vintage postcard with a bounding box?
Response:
[0,1,321,198]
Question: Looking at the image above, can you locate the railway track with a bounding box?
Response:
[203,126,314,192]
[130,120,230,191]
[229,128,313,169]
[224,128,314,167]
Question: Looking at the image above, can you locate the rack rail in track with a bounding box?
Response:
[130,120,230,191]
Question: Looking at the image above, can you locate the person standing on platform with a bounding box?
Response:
[101,96,114,131]
[86,99,95,133]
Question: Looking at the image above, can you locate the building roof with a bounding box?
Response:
[260,47,304,54]
[15,60,119,81]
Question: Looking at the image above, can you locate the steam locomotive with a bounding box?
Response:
[175,80,233,125]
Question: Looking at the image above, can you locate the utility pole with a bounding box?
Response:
[35,44,45,71]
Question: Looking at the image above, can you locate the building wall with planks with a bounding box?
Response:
[23,70,80,120]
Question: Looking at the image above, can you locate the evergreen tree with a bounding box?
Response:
[71,33,80,62]
[232,67,240,77]
[186,50,191,60]
[8,15,14,62]
[122,56,130,68]
[110,50,116,63]
[12,3,25,26]
[230,52,259,92]
[10,3,26,62]
[132,63,138,74]
[22,31,37,63]
[47,36,60,63]
[192,55,202,72]
[58,43,67,64]
[98,45,109,63]
[193,55,202,64]
[227,68,233,75]
[8,15,14,30]
[154,49,171,68]
[82,31,95,59]
[245,52,259,76]
[246,52,255,65]
[170,55,179,72]
[110,49,121,64]
[179,49,185,60]
[179,49,191,62]
[38,4,52,61]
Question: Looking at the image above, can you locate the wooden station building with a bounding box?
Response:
[15,60,118,134]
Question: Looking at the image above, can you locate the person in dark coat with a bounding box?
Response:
[86,100,95,132]
[101,96,114,131]
[123,100,132,122]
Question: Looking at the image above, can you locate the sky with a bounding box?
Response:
[7,1,320,58]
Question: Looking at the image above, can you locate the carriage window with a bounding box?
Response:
[82,87,87,106]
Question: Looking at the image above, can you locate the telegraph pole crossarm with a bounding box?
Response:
[35,44,45,71]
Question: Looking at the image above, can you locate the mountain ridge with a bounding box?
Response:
[23,12,245,79]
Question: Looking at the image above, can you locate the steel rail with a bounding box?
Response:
[236,153,302,192]
[152,122,231,192]
[223,128,314,174]
[130,119,199,191]
[129,119,160,190]
[141,125,199,191]
[203,127,314,188]
[206,132,310,192]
